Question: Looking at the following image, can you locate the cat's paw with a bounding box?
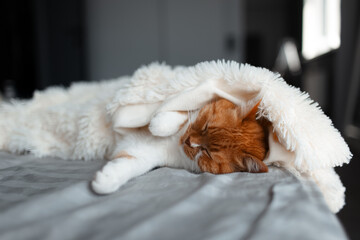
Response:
[149,111,188,137]
[92,172,121,195]
[91,163,124,194]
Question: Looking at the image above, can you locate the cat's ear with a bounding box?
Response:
[244,101,261,121]
[243,155,268,173]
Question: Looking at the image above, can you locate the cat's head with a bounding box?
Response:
[180,98,269,174]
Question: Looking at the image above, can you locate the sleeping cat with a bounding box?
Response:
[92,98,269,194]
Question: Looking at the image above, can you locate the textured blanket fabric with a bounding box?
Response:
[0,61,351,212]
[0,152,348,240]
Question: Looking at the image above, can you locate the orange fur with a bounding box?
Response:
[180,98,269,174]
[113,151,134,160]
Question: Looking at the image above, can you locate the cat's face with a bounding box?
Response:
[180,98,269,174]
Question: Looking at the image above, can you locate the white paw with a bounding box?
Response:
[91,163,125,194]
[149,111,188,137]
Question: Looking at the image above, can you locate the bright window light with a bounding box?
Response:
[302,0,341,60]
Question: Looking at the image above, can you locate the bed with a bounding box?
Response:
[0,151,348,240]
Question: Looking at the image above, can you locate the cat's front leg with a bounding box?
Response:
[91,151,159,194]
[149,111,188,137]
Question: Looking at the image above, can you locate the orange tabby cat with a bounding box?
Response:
[180,98,269,174]
[92,98,269,194]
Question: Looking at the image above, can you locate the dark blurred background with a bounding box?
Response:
[1,0,359,238]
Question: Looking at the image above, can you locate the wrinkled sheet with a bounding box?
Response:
[0,152,347,240]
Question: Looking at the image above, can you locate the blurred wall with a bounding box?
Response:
[245,0,302,70]
[0,0,86,98]
[85,0,244,80]
[33,0,85,88]
[334,0,360,131]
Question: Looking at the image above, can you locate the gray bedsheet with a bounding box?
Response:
[0,152,347,240]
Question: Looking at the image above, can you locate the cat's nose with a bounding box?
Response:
[185,136,191,147]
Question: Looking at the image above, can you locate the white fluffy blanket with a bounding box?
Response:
[0,60,351,213]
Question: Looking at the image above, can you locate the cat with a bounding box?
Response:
[92,98,269,194]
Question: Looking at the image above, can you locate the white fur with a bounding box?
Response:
[92,123,200,194]
[149,111,188,137]
[191,143,201,148]
[0,60,351,212]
